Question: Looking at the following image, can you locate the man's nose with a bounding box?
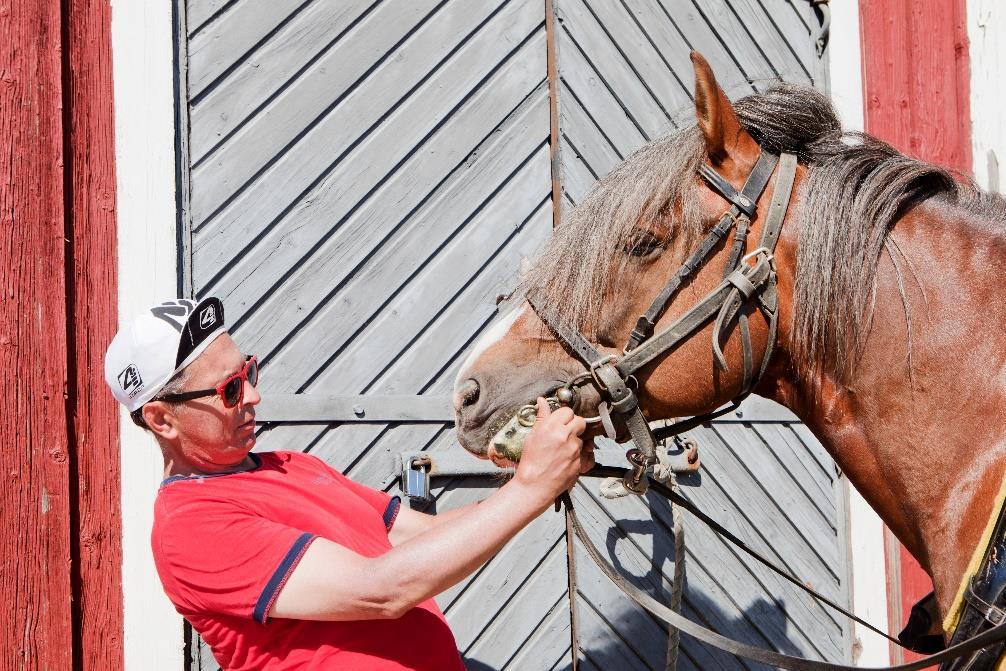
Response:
[243,379,262,406]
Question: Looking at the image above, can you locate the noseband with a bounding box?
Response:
[528,149,798,493]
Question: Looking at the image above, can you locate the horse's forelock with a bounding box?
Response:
[518,127,708,337]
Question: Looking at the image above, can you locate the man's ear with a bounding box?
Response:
[691,51,755,165]
[143,401,180,441]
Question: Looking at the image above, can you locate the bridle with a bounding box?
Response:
[523,149,1006,669]
[528,149,796,494]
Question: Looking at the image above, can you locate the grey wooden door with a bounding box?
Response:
[177,1,846,669]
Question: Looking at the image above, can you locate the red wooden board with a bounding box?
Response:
[860,0,972,665]
[1,0,122,666]
[65,0,123,667]
[1,0,75,666]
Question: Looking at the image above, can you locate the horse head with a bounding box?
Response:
[453,52,817,461]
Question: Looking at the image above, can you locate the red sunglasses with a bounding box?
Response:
[157,356,259,408]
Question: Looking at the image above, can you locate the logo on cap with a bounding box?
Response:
[199,305,217,329]
[117,364,144,398]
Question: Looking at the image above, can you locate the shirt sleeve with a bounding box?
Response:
[154,496,316,624]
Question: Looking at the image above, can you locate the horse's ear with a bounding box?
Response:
[691,51,744,165]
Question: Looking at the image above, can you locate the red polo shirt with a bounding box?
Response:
[152,450,464,671]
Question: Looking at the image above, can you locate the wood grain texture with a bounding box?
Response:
[860,0,973,659]
[64,0,124,667]
[860,0,972,170]
[1,0,73,667]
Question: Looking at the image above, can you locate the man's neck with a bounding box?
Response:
[162,453,258,479]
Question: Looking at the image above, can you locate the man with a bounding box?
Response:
[104,297,591,670]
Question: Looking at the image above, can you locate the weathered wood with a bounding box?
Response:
[187,0,313,96]
[237,84,550,363]
[463,547,570,668]
[728,0,814,81]
[447,532,566,651]
[511,604,573,670]
[574,0,693,115]
[689,0,781,92]
[628,0,757,99]
[199,32,547,324]
[186,0,234,36]
[257,394,455,422]
[190,0,518,233]
[189,0,374,159]
[64,0,124,667]
[557,46,648,158]
[702,425,841,577]
[557,85,624,184]
[558,0,677,140]
[573,481,845,663]
[292,204,552,487]
[1,1,73,667]
[750,423,836,517]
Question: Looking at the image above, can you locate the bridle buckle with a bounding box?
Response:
[589,355,618,391]
[741,246,775,271]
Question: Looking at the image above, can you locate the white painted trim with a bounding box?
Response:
[828,2,892,665]
[968,0,1005,193]
[110,0,184,668]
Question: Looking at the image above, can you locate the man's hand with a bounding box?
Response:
[513,398,590,508]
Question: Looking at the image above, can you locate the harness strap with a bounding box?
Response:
[526,294,604,368]
[625,212,735,351]
[722,214,751,279]
[562,490,1006,671]
[616,254,774,376]
[625,151,779,352]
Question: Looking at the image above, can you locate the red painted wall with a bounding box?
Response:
[859,0,972,664]
[1,0,122,667]
[65,0,124,667]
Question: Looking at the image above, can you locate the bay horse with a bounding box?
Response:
[452,51,1006,645]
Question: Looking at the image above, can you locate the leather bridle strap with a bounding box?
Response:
[625,151,780,352]
[615,253,775,377]
[528,292,662,479]
[562,491,1006,671]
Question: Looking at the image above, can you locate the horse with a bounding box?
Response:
[451,51,1006,644]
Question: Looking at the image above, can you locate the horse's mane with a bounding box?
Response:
[520,83,1006,380]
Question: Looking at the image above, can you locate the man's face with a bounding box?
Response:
[167,334,261,468]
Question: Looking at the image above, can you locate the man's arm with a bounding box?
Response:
[388,500,479,546]
[269,399,588,622]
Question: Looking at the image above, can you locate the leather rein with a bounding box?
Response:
[525,150,1006,669]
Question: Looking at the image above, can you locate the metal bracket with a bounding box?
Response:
[396,440,701,502]
[665,436,701,473]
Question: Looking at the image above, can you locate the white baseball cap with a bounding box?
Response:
[104,297,227,412]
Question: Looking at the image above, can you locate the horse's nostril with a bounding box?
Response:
[458,378,480,409]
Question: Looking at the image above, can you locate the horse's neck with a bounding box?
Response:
[770,201,1006,618]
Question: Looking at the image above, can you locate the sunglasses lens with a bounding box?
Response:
[223,377,243,407]
[247,359,259,387]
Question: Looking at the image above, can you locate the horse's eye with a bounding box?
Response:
[624,231,664,258]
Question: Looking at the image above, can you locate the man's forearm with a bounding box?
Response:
[376,480,552,612]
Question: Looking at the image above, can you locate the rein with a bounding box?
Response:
[524,150,1006,668]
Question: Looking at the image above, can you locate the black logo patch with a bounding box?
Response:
[117,364,144,398]
[198,305,217,329]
